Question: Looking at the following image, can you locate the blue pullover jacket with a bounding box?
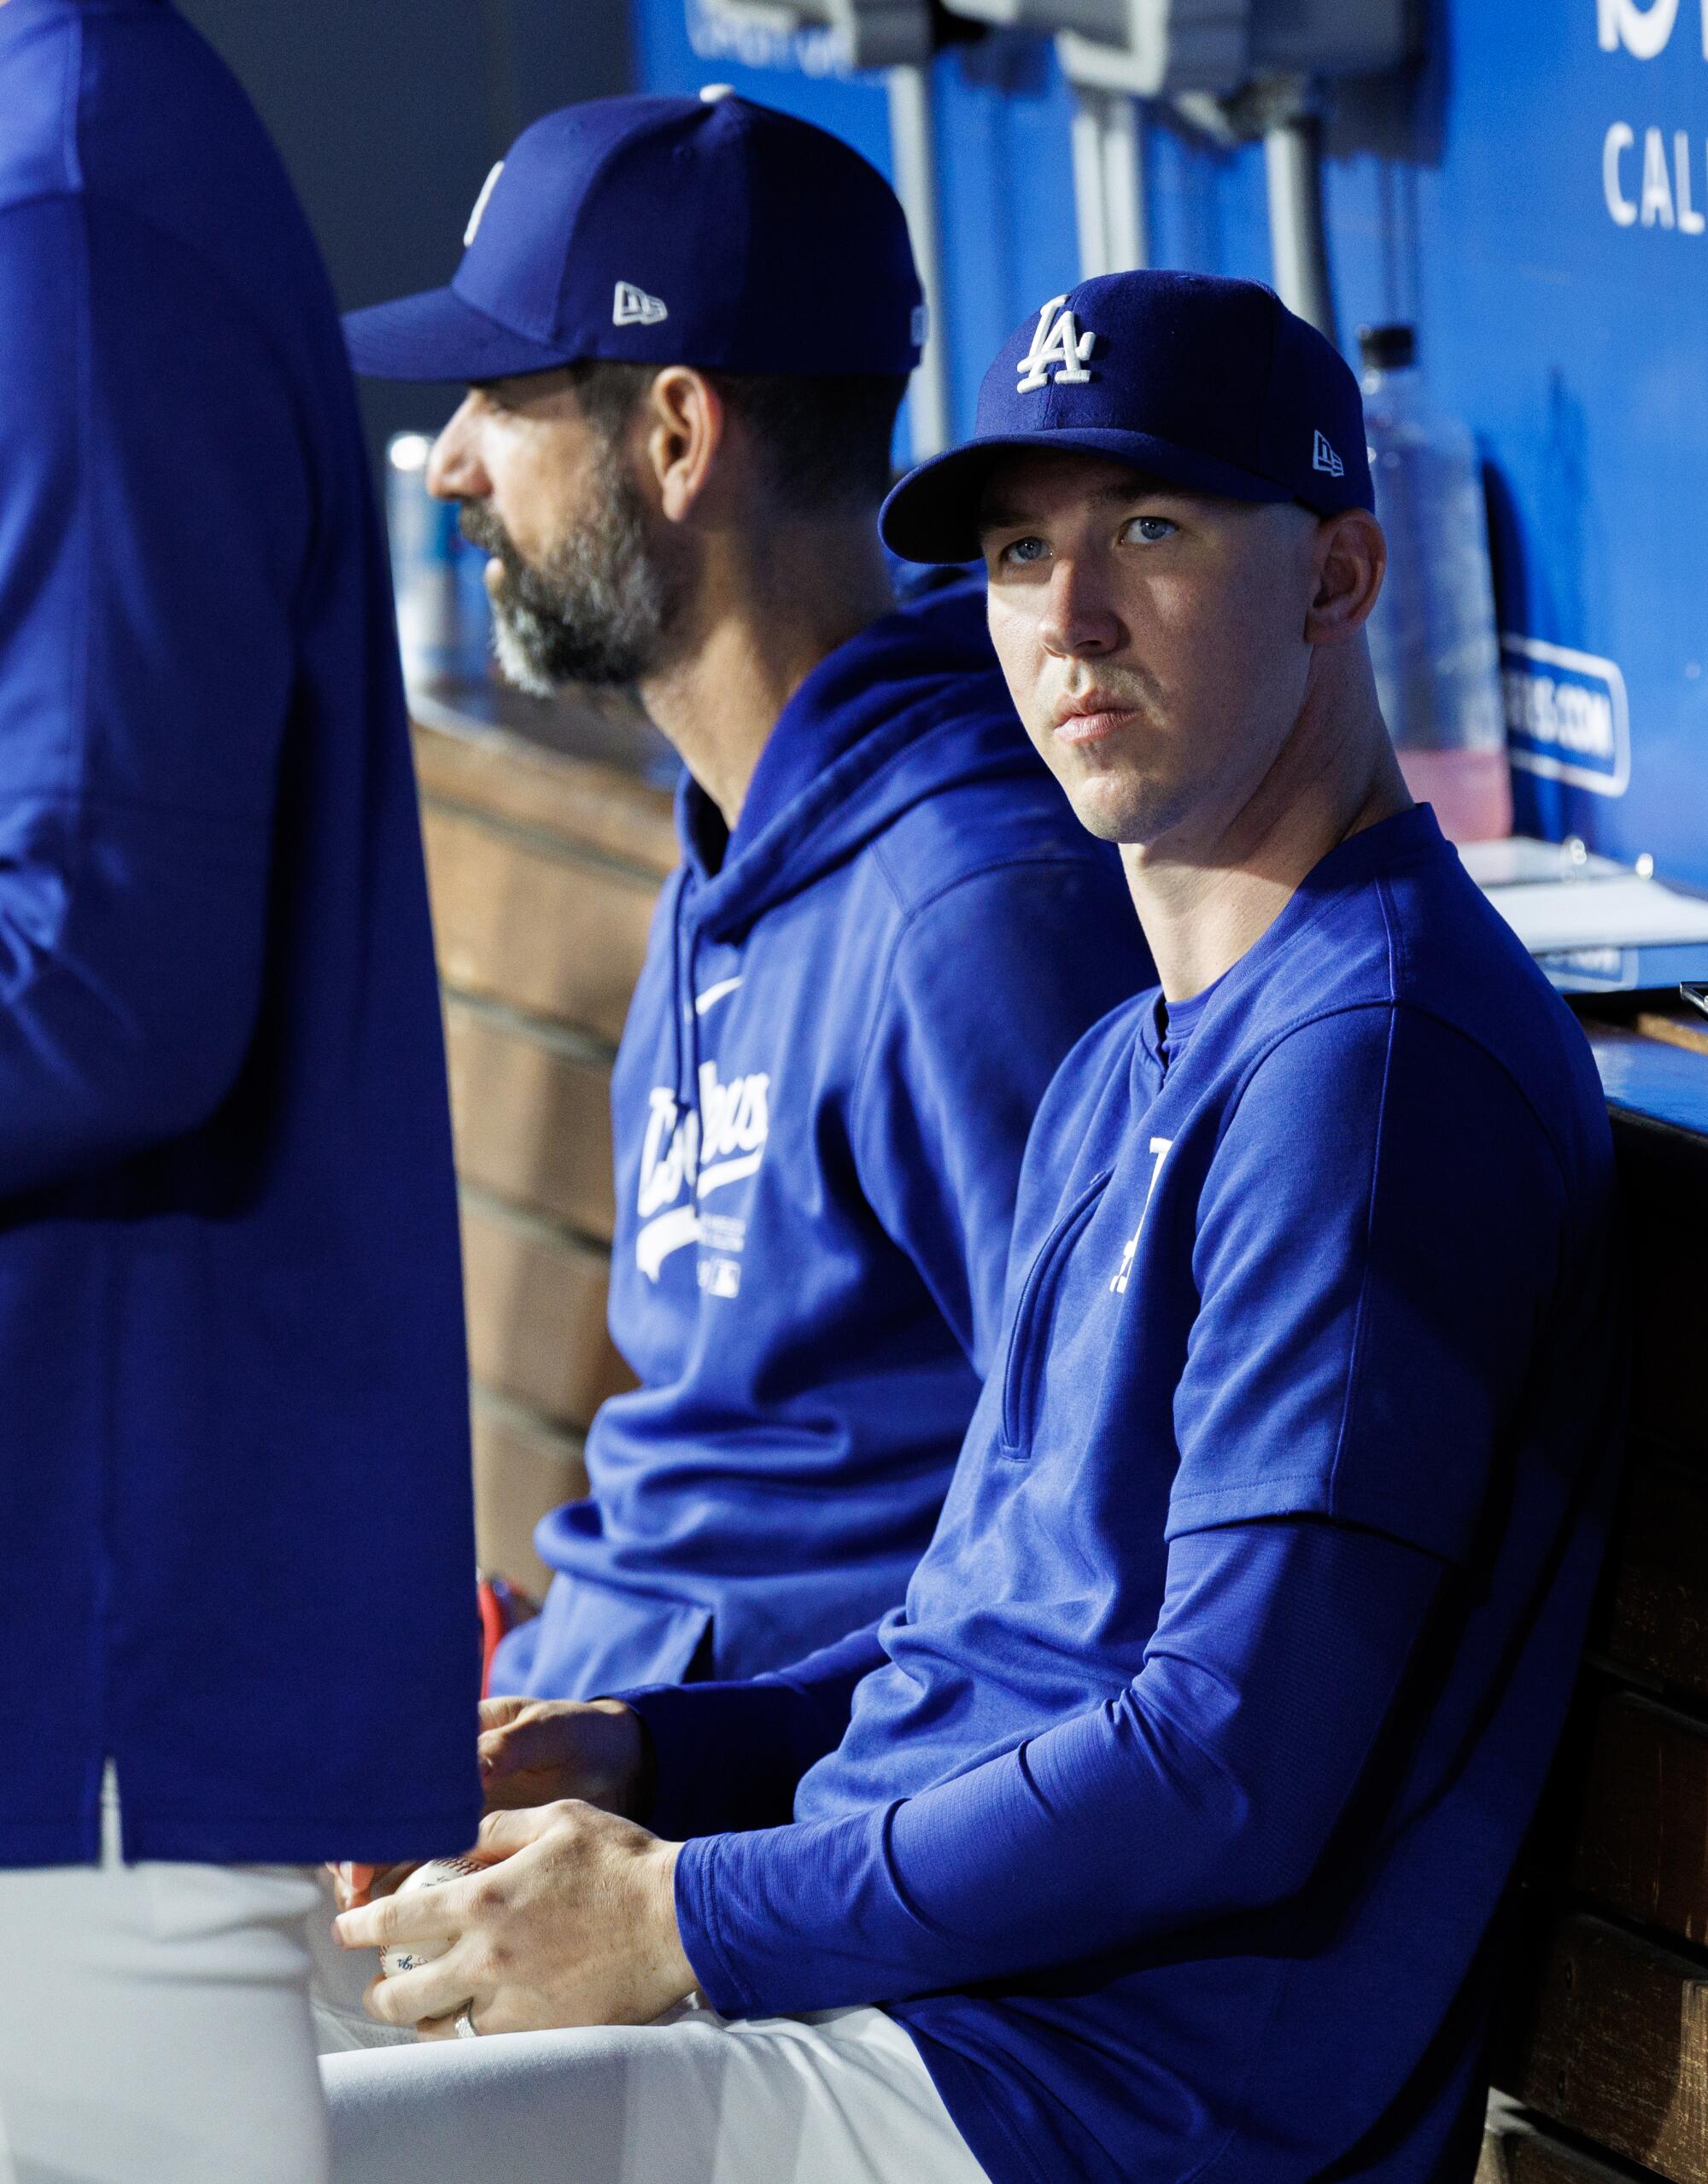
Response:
[494,579,1151,1699]
[0,0,481,1866]
[626,807,1624,2184]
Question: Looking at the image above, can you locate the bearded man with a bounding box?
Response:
[344,95,1149,1743]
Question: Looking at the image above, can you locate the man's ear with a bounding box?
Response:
[1303,508,1387,646]
[640,367,727,525]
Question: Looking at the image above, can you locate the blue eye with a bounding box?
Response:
[999,534,1050,568]
[1123,517,1176,545]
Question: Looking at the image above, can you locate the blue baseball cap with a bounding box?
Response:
[880,270,1372,563]
[344,91,925,384]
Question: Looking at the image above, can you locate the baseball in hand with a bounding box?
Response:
[376,1857,483,1979]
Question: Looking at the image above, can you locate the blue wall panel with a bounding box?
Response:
[929,38,1081,430]
[635,0,891,174]
[633,0,1708,886]
[1145,122,1271,289]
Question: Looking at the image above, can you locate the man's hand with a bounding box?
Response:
[477,1695,649,1814]
[333,1800,698,2038]
[329,1696,649,1909]
[328,1858,414,1915]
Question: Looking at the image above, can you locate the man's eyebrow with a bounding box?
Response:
[976,495,1031,534]
[977,473,1181,534]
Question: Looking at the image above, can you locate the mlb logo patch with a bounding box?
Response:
[1312,429,1345,479]
[614,281,668,328]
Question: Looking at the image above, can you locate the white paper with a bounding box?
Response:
[1457,836,1623,888]
[1482,873,1708,953]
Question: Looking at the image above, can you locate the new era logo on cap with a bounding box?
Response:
[1313,429,1345,478]
[614,282,668,328]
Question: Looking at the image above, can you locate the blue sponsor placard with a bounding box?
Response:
[1500,635,1631,798]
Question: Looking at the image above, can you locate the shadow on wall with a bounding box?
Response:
[175,0,631,470]
[1327,0,1451,171]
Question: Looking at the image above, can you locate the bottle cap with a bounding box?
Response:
[1357,323,1417,372]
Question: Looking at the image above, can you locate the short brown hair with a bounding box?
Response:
[564,360,908,516]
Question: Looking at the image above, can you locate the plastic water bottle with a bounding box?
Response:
[1358,325,1512,844]
[385,432,492,691]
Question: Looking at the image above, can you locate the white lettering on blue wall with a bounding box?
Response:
[1596,0,1708,60]
[1597,0,1708,230]
[1500,635,1631,797]
[1605,122,1708,227]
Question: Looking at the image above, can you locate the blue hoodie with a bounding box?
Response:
[494,579,1152,1699]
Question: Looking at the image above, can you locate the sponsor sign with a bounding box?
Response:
[1500,634,1632,797]
[685,0,850,77]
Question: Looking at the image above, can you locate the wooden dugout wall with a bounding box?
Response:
[411,706,676,1596]
[1483,1036,1708,2183]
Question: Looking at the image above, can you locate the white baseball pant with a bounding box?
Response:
[319,1996,991,2184]
[0,1766,329,2184]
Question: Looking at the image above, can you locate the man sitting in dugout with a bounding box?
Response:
[326,272,1624,2184]
[338,90,1148,1720]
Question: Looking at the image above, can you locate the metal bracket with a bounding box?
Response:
[940,0,1412,97]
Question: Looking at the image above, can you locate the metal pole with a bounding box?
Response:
[1071,90,1110,279]
[1071,86,1148,282]
[1100,90,1145,273]
[886,63,951,461]
[1263,110,1337,343]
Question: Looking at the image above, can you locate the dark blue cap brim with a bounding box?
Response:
[342,286,575,383]
[880,427,1297,565]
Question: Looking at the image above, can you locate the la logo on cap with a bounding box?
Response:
[1017,295,1096,393]
[614,281,668,328]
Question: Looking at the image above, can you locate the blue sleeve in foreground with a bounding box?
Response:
[674,1521,1442,2015]
[0,196,303,1200]
[621,1620,890,1842]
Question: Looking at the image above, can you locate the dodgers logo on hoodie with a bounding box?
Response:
[635,1059,772,1295]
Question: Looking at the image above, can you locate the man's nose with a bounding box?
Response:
[425,398,490,503]
[1038,559,1123,659]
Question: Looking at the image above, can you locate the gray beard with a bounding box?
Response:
[459,469,681,694]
